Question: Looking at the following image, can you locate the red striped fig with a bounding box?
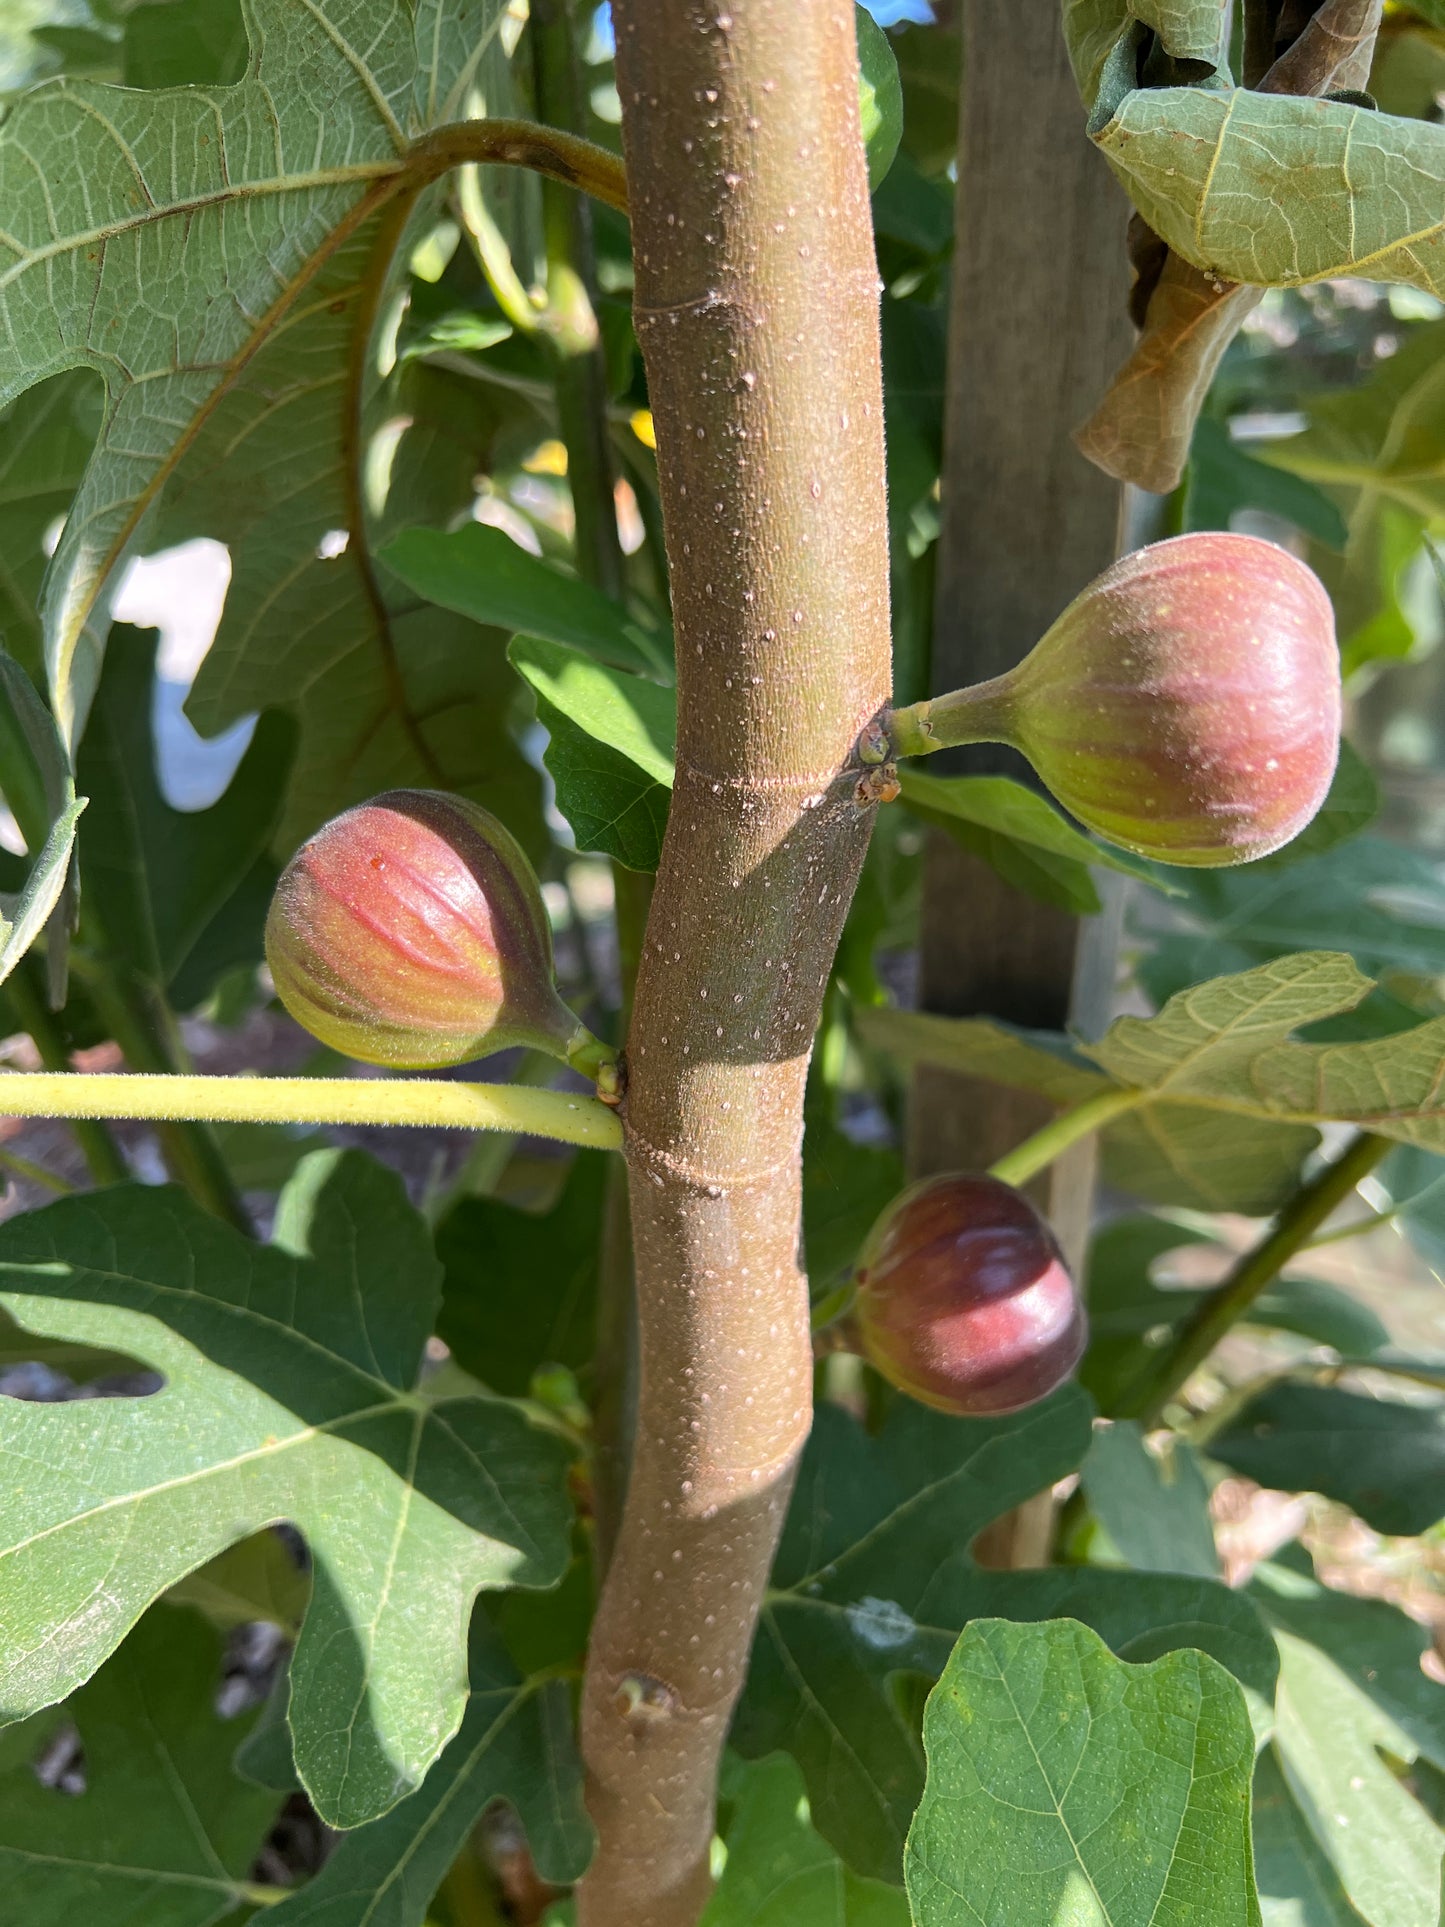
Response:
[266,789,604,1074]
[888,532,1341,867]
[854,1173,1086,1417]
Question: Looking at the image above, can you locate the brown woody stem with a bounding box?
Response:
[576,5,891,1923]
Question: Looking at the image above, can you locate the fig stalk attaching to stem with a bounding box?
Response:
[877,674,1017,761]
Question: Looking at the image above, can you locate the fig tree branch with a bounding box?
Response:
[576,5,892,1922]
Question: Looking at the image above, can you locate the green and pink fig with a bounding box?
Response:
[888,531,1341,867]
[854,1173,1085,1417]
[266,789,606,1074]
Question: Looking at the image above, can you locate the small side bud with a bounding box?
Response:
[266,789,596,1071]
[854,1173,1086,1417]
[856,715,892,765]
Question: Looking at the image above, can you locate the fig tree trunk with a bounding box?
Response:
[576,4,892,1923]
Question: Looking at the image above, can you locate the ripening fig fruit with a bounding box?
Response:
[890,532,1341,866]
[266,789,605,1074]
[854,1173,1086,1417]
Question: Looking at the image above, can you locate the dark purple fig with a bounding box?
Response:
[854,1173,1086,1417]
[895,532,1341,867]
[266,789,600,1073]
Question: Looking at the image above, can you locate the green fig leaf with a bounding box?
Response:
[1079,1214,1391,1414]
[0,0,503,744]
[0,1300,146,1386]
[906,1618,1261,1927]
[856,1005,1108,1107]
[1093,88,1445,304]
[511,636,677,788]
[1376,1143,1445,1274]
[1266,1619,1444,1925]
[164,1531,309,1636]
[0,371,99,685]
[870,146,954,258]
[0,638,86,999]
[858,996,1318,1217]
[1252,1550,1445,1774]
[0,1603,280,1926]
[855,3,903,193]
[1063,0,1233,112]
[511,636,677,868]
[1153,834,1445,984]
[437,1151,608,1398]
[1259,318,1445,672]
[733,1393,1277,1885]
[383,523,671,678]
[1071,3,1387,497]
[0,1151,575,1830]
[76,625,293,996]
[0,793,84,993]
[1185,416,1350,552]
[0,0,550,855]
[869,953,1445,1210]
[535,695,672,871]
[1081,1421,1221,1578]
[699,1753,910,1927]
[802,1115,904,1297]
[122,0,249,90]
[1251,1745,1366,1927]
[264,1612,593,1926]
[896,769,1170,916]
[1211,1382,1445,1535]
[1246,1276,1390,1357]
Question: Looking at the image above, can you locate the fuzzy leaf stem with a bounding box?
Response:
[0,1071,622,1148]
[576,6,892,1924]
